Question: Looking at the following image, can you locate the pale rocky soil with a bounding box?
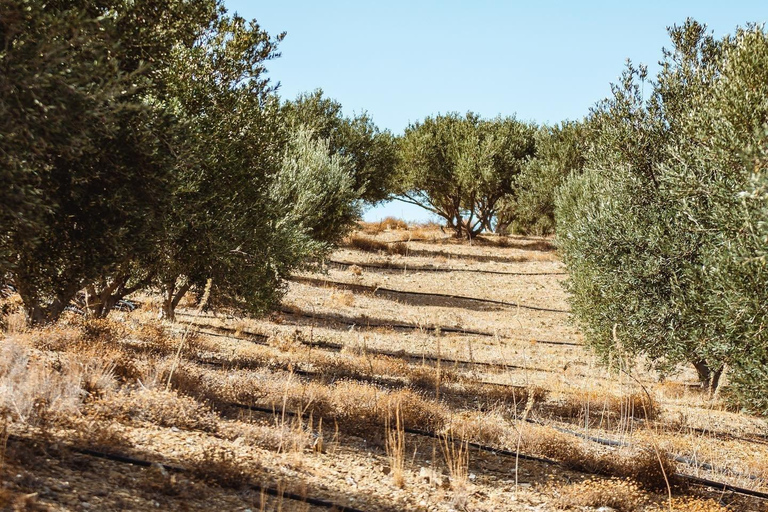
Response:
[1,227,767,511]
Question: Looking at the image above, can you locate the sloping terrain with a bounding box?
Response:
[0,226,766,511]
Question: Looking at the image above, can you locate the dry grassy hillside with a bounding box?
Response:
[0,222,766,511]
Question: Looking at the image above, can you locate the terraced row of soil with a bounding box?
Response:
[2,228,766,511]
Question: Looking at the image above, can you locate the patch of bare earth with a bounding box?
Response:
[1,226,767,511]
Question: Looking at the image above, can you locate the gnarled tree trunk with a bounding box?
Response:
[693,359,724,392]
[160,278,192,322]
[14,277,81,327]
[85,272,150,318]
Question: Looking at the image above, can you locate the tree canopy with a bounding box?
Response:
[0,1,362,324]
[396,112,536,238]
[556,20,768,412]
[0,0,218,323]
[281,90,398,204]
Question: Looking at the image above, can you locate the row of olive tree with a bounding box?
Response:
[555,20,768,413]
[0,0,392,325]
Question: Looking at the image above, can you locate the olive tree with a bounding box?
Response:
[281,90,398,204]
[271,128,361,247]
[498,121,586,235]
[555,19,768,402]
[148,20,362,321]
[396,112,535,239]
[147,13,291,320]
[663,26,768,410]
[0,0,216,324]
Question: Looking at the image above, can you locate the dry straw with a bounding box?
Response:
[166,279,211,389]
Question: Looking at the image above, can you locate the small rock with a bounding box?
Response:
[468,472,477,481]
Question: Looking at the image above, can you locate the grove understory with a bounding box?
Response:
[1,227,765,511]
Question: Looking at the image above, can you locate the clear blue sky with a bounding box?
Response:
[225,0,767,222]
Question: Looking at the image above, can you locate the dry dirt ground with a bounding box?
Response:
[1,225,767,511]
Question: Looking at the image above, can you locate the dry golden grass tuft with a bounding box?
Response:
[329,381,447,433]
[134,320,168,347]
[346,234,390,252]
[523,424,586,465]
[275,412,322,455]
[441,428,471,509]
[79,317,127,345]
[388,241,409,255]
[134,320,204,356]
[225,374,448,436]
[385,404,406,488]
[522,424,676,489]
[24,323,83,351]
[329,290,356,308]
[615,445,676,490]
[357,221,384,235]
[551,477,648,511]
[358,217,409,234]
[188,445,259,489]
[551,389,659,422]
[267,330,306,353]
[66,417,132,453]
[204,367,272,406]
[0,338,98,424]
[176,290,200,309]
[646,496,731,512]
[218,422,300,453]
[449,411,507,447]
[408,363,459,390]
[441,382,548,412]
[0,292,26,334]
[408,226,442,241]
[345,234,409,255]
[89,387,219,432]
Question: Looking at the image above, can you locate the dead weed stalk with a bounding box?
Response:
[386,402,406,488]
[440,427,470,509]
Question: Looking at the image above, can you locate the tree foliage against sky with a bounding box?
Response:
[396,112,536,239]
[556,19,768,413]
[500,121,586,235]
[0,0,362,324]
[281,89,398,204]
